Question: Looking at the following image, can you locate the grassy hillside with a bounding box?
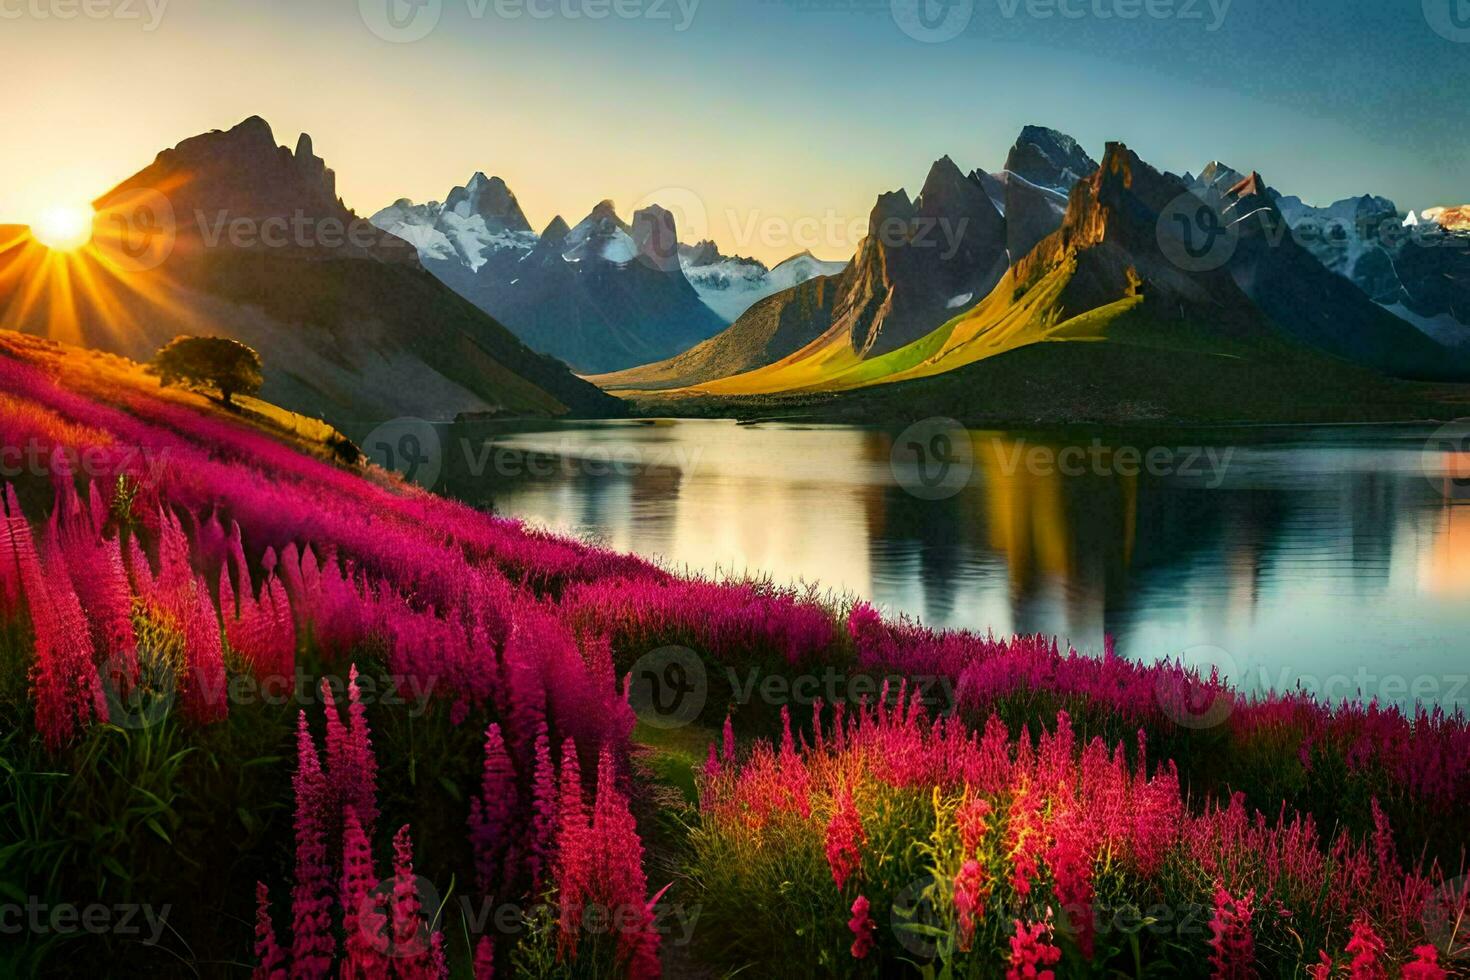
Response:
[628,334,1469,427]
[589,274,842,392]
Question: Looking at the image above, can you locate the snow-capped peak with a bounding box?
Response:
[370,174,536,271]
[564,200,637,264]
[681,246,846,322]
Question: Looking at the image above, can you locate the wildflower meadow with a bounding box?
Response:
[0,330,1466,977]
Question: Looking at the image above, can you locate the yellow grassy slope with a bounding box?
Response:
[690,254,1148,397]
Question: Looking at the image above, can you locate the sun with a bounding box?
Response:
[32,203,95,251]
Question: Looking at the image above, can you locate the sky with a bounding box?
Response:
[2,0,1466,264]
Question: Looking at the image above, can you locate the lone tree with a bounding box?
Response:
[152,336,263,407]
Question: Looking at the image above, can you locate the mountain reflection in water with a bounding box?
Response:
[444,419,1470,711]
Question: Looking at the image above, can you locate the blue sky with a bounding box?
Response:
[3,0,1465,262]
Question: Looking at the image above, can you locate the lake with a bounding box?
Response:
[440,418,1470,712]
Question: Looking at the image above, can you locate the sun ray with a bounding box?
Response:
[0,171,211,358]
[32,204,93,251]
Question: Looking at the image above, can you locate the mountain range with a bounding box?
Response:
[0,116,620,438]
[596,126,1470,414]
[1272,194,1470,349]
[593,128,1093,393]
[1,116,1466,432]
[370,182,842,373]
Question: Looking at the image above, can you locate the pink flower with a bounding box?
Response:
[180,573,228,724]
[1007,918,1062,980]
[322,678,348,819]
[1401,945,1447,980]
[528,728,558,894]
[468,722,517,899]
[53,486,138,695]
[1344,914,1386,980]
[955,793,992,857]
[252,882,287,980]
[780,705,796,759]
[0,487,22,619]
[554,744,660,971]
[1208,885,1256,980]
[848,895,875,960]
[825,788,865,893]
[592,748,661,972]
[555,738,589,952]
[389,824,436,975]
[847,602,883,642]
[952,859,989,953]
[343,664,379,838]
[1046,810,1095,959]
[290,712,335,979]
[473,936,495,980]
[12,489,107,751]
[339,806,389,977]
[1006,782,1043,899]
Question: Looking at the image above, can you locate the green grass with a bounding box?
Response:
[632,720,716,806]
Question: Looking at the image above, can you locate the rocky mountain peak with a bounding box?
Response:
[1228,171,1269,201]
[95,115,412,264]
[443,172,532,233]
[292,132,335,202]
[916,155,990,216]
[541,215,572,243]
[233,114,277,147]
[915,154,1005,251]
[586,199,623,223]
[1046,141,1187,256]
[679,239,724,266]
[869,188,916,234]
[1220,170,1292,239]
[919,155,965,194]
[561,200,635,263]
[1193,161,1248,204]
[1005,125,1098,191]
[633,204,681,272]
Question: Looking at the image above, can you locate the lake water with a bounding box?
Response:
[442,418,1470,712]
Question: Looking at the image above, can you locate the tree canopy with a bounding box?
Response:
[152,336,263,407]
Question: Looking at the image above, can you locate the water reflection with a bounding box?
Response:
[442,420,1470,710]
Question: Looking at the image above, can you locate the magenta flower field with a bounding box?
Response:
[1,331,1466,977]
